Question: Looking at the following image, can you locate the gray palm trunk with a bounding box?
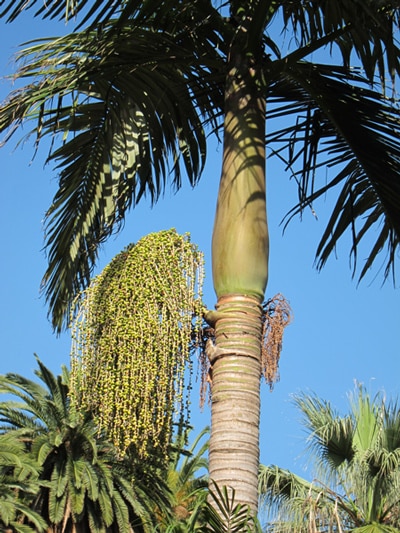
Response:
[207,45,268,512]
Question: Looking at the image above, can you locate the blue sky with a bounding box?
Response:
[0,12,399,480]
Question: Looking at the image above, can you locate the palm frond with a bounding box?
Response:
[258,464,314,513]
[0,20,223,331]
[199,483,261,533]
[261,389,400,530]
[293,392,355,476]
[258,464,350,532]
[280,0,400,86]
[0,0,138,24]
[0,358,169,532]
[265,61,400,283]
[176,427,209,489]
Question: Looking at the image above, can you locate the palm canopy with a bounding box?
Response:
[258,388,400,532]
[1,1,400,330]
[0,357,171,532]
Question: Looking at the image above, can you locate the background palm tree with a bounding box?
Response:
[155,427,209,533]
[258,388,400,531]
[1,0,400,514]
[0,432,47,533]
[0,357,170,532]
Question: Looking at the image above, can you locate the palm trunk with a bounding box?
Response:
[208,295,264,512]
[208,43,268,513]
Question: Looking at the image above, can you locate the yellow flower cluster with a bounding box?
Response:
[69,229,204,459]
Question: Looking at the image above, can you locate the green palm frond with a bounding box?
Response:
[0,433,39,482]
[258,464,316,525]
[0,502,47,533]
[292,392,355,477]
[266,61,400,282]
[259,388,400,530]
[111,489,131,533]
[351,389,381,456]
[199,483,261,533]
[280,0,400,85]
[258,464,349,531]
[258,464,313,502]
[0,20,223,331]
[96,484,114,526]
[153,426,209,532]
[174,427,209,490]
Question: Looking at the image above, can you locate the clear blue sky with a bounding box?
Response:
[0,12,399,481]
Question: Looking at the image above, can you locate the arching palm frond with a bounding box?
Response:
[265,61,400,282]
[280,0,400,86]
[258,464,350,532]
[0,19,224,331]
[0,0,149,24]
[153,427,209,532]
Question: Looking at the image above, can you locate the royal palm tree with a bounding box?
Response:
[0,357,170,532]
[258,388,400,531]
[1,0,400,515]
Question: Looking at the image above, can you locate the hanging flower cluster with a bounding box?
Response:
[69,229,204,459]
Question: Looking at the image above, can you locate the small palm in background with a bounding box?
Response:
[155,427,208,533]
[259,387,400,532]
[0,358,170,533]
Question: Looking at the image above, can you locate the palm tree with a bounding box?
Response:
[0,357,170,532]
[0,432,47,533]
[1,0,400,514]
[258,388,400,531]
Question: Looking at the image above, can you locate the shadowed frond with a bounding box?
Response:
[0,20,224,331]
[0,0,163,25]
[265,62,400,282]
[280,0,400,85]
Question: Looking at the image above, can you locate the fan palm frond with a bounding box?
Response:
[259,388,400,530]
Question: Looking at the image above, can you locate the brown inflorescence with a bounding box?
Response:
[261,294,292,389]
